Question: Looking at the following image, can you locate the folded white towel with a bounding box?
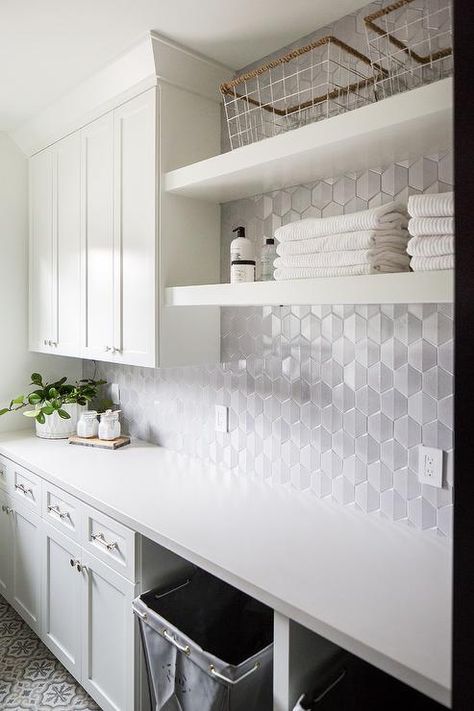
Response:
[274,263,409,280]
[408,191,454,217]
[275,202,408,242]
[274,251,410,269]
[408,217,454,236]
[276,229,408,257]
[410,255,454,271]
[407,235,454,257]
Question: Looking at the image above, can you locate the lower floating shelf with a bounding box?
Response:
[165,270,453,307]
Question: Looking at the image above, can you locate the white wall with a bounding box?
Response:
[0,132,80,433]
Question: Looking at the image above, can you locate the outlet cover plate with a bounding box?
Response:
[418,445,443,488]
[215,405,229,433]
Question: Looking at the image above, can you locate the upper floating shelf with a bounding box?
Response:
[165,271,453,307]
[164,79,452,203]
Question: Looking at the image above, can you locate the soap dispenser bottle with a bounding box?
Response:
[230,226,256,283]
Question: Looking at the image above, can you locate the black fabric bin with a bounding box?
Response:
[133,569,274,711]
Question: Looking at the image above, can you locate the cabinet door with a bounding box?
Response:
[113,90,157,367]
[42,522,82,679]
[81,551,137,711]
[0,491,13,600]
[29,148,54,352]
[55,132,82,356]
[11,501,42,633]
[81,113,115,360]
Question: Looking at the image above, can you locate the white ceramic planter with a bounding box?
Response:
[35,403,85,440]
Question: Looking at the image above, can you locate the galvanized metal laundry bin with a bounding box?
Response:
[133,569,274,711]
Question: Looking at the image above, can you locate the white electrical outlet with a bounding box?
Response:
[418,445,443,488]
[215,405,229,433]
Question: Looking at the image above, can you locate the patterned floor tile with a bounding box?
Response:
[0,595,100,710]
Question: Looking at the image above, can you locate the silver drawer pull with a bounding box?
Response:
[162,629,191,656]
[15,482,33,496]
[48,504,68,519]
[1,505,13,515]
[91,531,118,551]
[209,662,260,686]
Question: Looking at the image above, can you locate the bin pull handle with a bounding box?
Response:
[209,661,260,686]
[133,607,147,621]
[162,629,191,656]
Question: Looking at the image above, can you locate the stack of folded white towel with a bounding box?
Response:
[273,202,410,280]
[407,191,454,271]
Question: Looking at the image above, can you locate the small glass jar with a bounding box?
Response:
[77,410,99,438]
[98,410,121,441]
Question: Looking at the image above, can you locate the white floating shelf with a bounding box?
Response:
[165,79,452,203]
[165,271,453,307]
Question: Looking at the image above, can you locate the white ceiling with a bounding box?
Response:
[0,0,370,132]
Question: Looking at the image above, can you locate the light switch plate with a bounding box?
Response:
[215,405,229,433]
[110,383,120,405]
[418,445,443,488]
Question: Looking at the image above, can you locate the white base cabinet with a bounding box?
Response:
[0,457,151,711]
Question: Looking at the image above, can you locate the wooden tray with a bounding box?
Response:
[68,435,130,450]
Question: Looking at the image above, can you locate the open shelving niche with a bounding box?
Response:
[164,78,453,307]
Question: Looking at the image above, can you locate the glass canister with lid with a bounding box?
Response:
[77,410,99,438]
[98,409,121,441]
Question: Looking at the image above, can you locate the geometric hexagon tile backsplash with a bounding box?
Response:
[85,150,453,538]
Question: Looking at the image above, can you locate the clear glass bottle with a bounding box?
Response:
[77,410,99,438]
[98,410,121,441]
[260,238,277,281]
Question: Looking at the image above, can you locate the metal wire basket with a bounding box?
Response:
[364,0,453,100]
[220,36,377,150]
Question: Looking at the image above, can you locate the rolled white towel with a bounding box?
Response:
[408,191,454,217]
[410,255,454,271]
[274,251,410,269]
[407,235,454,257]
[274,263,409,280]
[408,217,454,236]
[275,202,407,242]
[276,229,408,257]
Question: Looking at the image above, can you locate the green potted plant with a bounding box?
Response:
[0,373,106,439]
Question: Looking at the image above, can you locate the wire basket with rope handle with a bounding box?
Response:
[220,36,379,150]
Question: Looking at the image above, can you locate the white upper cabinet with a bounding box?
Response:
[55,133,82,356]
[29,148,54,352]
[27,34,226,367]
[80,113,115,360]
[29,133,82,356]
[112,91,156,367]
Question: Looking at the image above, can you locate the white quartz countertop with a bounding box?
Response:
[0,432,451,706]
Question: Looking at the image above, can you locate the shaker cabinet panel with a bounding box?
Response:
[11,502,42,633]
[29,148,54,352]
[55,132,82,356]
[81,113,115,359]
[81,550,137,711]
[42,523,82,679]
[113,91,157,367]
[0,491,13,600]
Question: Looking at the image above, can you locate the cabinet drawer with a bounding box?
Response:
[42,482,82,542]
[82,506,136,580]
[11,464,41,511]
[0,455,12,493]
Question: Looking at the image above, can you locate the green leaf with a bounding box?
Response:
[30,373,43,386]
[36,412,46,425]
[42,405,55,416]
[12,395,25,405]
[58,409,71,420]
[0,408,9,416]
[28,393,42,405]
[23,410,39,418]
[48,388,58,399]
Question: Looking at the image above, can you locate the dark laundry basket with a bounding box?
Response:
[133,569,274,711]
